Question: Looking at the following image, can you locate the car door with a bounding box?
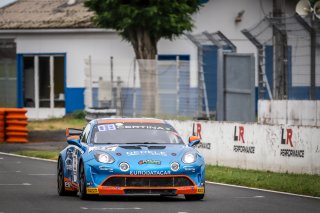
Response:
[65,124,91,185]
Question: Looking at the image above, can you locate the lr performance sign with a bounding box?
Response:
[233,126,255,154]
[193,123,211,150]
[280,128,304,158]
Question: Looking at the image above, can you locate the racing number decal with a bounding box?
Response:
[86,188,99,194]
[64,182,71,188]
[98,124,116,131]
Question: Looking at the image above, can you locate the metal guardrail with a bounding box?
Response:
[85,108,117,122]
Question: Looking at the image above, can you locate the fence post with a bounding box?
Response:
[84,56,93,109]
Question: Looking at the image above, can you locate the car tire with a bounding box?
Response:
[79,163,89,200]
[184,194,205,201]
[57,157,77,196]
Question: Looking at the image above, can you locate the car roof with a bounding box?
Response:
[95,118,166,124]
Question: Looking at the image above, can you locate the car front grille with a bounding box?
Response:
[124,189,176,195]
[102,176,194,187]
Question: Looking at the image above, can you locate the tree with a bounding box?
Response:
[84,0,202,116]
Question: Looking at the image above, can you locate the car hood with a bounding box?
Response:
[85,144,202,176]
[88,144,195,161]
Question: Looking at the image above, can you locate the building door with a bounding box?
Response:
[23,55,65,119]
[221,53,255,122]
[202,45,218,113]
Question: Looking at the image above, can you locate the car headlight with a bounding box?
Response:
[94,152,115,164]
[182,152,197,164]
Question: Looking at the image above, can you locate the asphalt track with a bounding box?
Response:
[0,153,319,213]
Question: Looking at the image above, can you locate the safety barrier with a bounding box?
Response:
[168,120,320,175]
[0,109,4,142]
[2,108,28,143]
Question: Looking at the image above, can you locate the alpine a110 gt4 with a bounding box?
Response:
[57,118,205,200]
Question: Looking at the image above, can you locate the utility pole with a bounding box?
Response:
[273,0,288,99]
[116,76,123,116]
[132,58,137,117]
[110,56,115,108]
[310,18,316,100]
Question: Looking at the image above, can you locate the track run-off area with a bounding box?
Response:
[0,153,319,213]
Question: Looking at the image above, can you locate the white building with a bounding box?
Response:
[1,0,307,119]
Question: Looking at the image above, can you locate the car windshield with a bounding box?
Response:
[91,122,184,145]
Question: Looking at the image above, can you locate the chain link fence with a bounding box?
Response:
[84,56,198,118]
[242,15,320,100]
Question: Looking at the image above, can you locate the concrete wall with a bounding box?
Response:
[258,100,320,126]
[168,120,320,175]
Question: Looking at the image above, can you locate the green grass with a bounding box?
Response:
[14,150,59,160]
[206,165,320,197]
[28,117,86,131]
[27,116,193,131]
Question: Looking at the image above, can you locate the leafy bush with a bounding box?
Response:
[71,110,86,119]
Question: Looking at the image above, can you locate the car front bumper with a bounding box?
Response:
[86,174,205,195]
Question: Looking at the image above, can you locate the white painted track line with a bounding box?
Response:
[0,183,31,186]
[81,207,141,210]
[206,181,320,200]
[0,152,57,163]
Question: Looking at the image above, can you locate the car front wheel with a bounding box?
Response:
[57,158,66,196]
[78,163,88,200]
[57,157,77,196]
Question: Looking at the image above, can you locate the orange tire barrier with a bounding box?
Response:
[6,131,28,143]
[3,108,28,143]
[0,109,4,142]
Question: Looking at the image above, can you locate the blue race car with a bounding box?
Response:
[57,118,205,200]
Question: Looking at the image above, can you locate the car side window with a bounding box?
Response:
[81,124,91,143]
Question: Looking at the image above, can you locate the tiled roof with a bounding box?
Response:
[0,0,96,29]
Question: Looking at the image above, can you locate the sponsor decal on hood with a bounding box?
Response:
[138,160,161,165]
[126,150,168,156]
[130,170,171,175]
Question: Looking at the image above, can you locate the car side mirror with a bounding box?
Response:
[188,135,201,147]
[67,138,82,148]
[66,128,82,138]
